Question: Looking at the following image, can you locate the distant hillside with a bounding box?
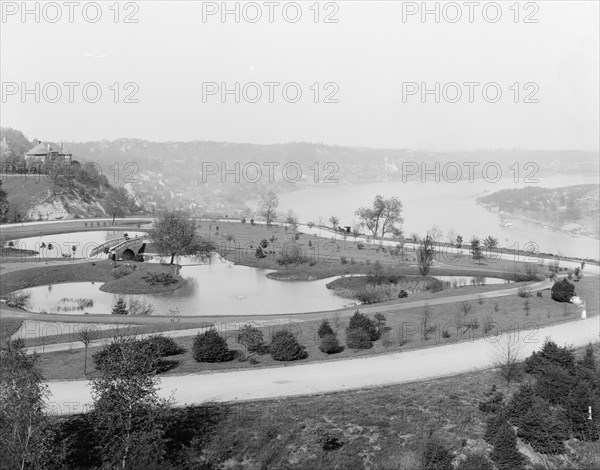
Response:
[477,185,600,238]
[66,139,599,216]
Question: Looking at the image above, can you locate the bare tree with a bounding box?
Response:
[492,332,522,383]
[427,225,443,243]
[75,324,101,374]
[104,186,138,225]
[258,190,279,228]
[285,209,299,232]
[421,303,436,341]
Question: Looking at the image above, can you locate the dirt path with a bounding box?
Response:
[46,316,599,415]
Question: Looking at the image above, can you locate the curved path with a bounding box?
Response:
[46,316,599,415]
[20,279,553,354]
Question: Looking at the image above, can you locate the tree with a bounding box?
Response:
[417,234,435,276]
[104,186,138,224]
[354,195,403,239]
[470,236,484,263]
[319,334,343,354]
[455,234,463,248]
[345,328,372,350]
[420,436,453,470]
[0,180,8,223]
[329,215,339,229]
[446,229,457,247]
[149,211,214,264]
[483,235,499,250]
[75,324,101,374]
[193,329,231,362]
[258,190,279,228]
[490,421,525,470]
[493,332,522,383]
[285,209,299,232]
[551,278,576,302]
[90,336,168,469]
[112,297,128,315]
[317,319,334,339]
[427,225,443,243]
[270,330,306,361]
[0,341,51,470]
[348,310,378,340]
[457,452,493,470]
[236,324,264,360]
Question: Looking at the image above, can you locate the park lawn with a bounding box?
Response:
[200,221,561,279]
[35,276,597,380]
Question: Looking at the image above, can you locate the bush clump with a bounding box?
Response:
[551,278,575,302]
[2,291,31,309]
[319,334,343,354]
[141,335,184,356]
[348,310,378,340]
[345,328,372,350]
[270,330,307,361]
[192,329,232,362]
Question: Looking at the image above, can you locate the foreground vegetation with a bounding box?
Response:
[1,333,598,469]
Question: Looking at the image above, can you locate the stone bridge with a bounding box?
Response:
[90,236,147,261]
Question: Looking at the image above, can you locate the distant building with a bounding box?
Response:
[24,140,72,166]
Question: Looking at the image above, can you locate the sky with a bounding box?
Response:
[1,0,599,150]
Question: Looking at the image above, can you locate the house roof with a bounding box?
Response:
[25,142,72,156]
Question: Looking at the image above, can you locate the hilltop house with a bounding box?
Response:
[24,140,72,167]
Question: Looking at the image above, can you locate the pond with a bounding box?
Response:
[16,255,357,316]
[5,231,147,258]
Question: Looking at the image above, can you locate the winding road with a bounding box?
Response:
[46,316,599,415]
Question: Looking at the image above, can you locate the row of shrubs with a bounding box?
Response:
[93,310,390,372]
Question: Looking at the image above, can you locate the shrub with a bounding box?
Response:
[551,278,575,302]
[340,256,348,265]
[317,319,334,339]
[345,328,372,350]
[270,330,307,361]
[536,291,542,297]
[348,310,378,340]
[192,329,232,362]
[420,437,453,470]
[517,286,532,298]
[93,338,163,374]
[236,324,264,359]
[398,290,408,298]
[142,272,178,286]
[356,242,364,249]
[111,265,134,279]
[142,335,184,356]
[127,298,155,316]
[111,298,128,315]
[319,334,343,354]
[457,452,493,470]
[3,291,31,309]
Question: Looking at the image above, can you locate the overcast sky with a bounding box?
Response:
[1,1,599,150]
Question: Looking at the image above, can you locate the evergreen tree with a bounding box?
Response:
[517,398,567,454]
[270,330,307,361]
[506,384,536,426]
[192,329,231,362]
[484,409,508,443]
[457,452,493,470]
[348,310,378,340]
[111,297,128,315]
[491,421,525,470]
[421,437,453,470]
[317,319,334,339]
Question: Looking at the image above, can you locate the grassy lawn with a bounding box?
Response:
[201,222,559,280]
[34,276,597,381]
